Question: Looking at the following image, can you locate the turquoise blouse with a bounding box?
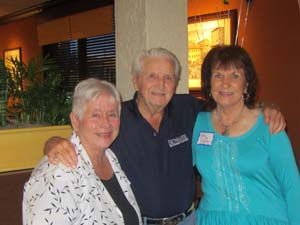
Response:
[192,112,300,225]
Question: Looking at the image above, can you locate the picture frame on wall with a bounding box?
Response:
[188,10,237,96]
[3,47,22,69]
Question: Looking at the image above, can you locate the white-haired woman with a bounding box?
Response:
[23,78,142,225]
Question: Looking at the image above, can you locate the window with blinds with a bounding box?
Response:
[43,33,115,92]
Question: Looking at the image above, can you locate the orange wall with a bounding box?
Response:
[188,0,300,163]
[245,0,299,163]
[0,16,41,63]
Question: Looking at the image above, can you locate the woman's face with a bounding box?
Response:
[71,93,120,152]
[210,65,247,108]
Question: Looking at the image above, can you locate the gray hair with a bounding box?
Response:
[72,78,121,119]
[132,47,182,81]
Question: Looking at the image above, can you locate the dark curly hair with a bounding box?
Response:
[200,45,257,111]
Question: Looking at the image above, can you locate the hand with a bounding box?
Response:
[261,103,286,134]
[44,136,78,168]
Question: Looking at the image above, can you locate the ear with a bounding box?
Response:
[175,79,179,90]
[70,112,80,132]
[132,75,139,91]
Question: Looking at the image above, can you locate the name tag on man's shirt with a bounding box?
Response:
[168,134,189,148]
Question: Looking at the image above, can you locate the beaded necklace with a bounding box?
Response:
[215,105,245,136]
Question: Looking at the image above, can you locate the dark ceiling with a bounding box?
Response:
[0,0,113,25]
[0,0,51,18]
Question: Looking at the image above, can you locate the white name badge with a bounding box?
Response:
[168,134,189,148]
[197,132,214,146]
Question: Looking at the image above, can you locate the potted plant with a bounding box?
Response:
[0,55,72,172]
[3,55,71,127]
[0,60,8,126]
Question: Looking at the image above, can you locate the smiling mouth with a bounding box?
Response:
[95,132,112,138]
[152,91,166,96]
[219,91,233,96]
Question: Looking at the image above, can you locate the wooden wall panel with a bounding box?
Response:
[37,17,70,46]
[37,5,113,45]
[71,5,113,40]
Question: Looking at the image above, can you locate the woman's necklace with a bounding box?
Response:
[215,105,245,136]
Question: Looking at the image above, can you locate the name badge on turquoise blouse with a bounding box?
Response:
[197,132,214,146]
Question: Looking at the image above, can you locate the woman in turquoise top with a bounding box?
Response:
[192,45,300,225]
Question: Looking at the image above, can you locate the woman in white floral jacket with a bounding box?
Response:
[23,78,142,225]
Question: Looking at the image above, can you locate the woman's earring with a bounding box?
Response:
[243,92,249,100]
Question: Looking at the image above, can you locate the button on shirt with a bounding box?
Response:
[111,93,204,218]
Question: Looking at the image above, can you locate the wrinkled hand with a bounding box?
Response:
[262,105,286,134]
[44,136,78,168]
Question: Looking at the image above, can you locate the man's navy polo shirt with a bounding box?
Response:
[111,93,204,218]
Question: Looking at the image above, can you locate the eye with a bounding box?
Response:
[147,73,157,81]
[213,73,223,79]
[92,113,100,118]
[232,73,240,79]
[108,112,118,118]
[163,75,175,82]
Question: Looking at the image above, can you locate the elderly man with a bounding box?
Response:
[45,48,285,225]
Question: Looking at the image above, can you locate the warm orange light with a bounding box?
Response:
[188,18,231,89]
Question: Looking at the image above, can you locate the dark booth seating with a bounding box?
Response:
[0,169,32,225]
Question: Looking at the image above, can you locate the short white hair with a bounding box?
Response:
[132,47,181,81]
[72,78,121,119]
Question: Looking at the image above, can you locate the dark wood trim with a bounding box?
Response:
[37,0,114,23]
[0,0,114,25]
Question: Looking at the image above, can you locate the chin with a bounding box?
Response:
[218,101,242,108]
[97,144,110,150]
[96,139,113,148]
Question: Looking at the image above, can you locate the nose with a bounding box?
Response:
[158,76,166,89]
[98,115,111,128]
[221,76,231,87]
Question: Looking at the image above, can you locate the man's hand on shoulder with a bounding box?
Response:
[44,136,78,168]
[260,102,286,134]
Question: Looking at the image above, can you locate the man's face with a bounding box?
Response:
[132,56,177,113]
